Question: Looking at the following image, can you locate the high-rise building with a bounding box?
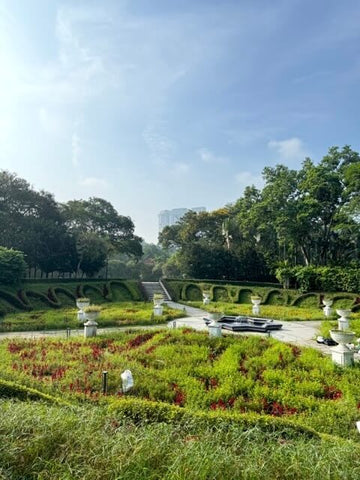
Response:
[158,207,206,232]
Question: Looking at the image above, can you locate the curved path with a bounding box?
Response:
[0,301,329,354]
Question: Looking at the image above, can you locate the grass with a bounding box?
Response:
[0,302,184,332]
[189,301,360,322]
[2,399,360,479]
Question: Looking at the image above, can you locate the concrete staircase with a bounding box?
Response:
[141,281,171,301]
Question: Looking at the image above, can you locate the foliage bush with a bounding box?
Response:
[238,288,253,304]
[276,266,360,294]
[183,284,203,301]
[213,286,229,302]
[0,247,26,284]
[0,378,71,406]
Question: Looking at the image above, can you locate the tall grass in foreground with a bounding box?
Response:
[1,400,360,479]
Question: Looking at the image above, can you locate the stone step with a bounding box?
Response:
[141,281,171,301]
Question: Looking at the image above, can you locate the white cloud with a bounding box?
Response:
[79,177,108,188]
[268,137,306,162]
[197,148,227,164]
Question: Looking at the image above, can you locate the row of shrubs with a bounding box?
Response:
[275,266,360,293]
[0,280,144,316]
[0,374,320,441]
[163,280,360,309]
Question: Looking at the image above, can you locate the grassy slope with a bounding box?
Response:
[0,302,183,332]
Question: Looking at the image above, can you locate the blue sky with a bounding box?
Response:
[1,0,360,242]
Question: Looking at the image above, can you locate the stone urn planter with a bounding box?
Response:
[208,319,222,337]
[251,296,261,315]
[322,298,333,317]
[330,329,355,367]
[153,294,164,316]
[83,307,101,338]
[336,309,352,331]
[76,297,90,321]
[202,291,211,305]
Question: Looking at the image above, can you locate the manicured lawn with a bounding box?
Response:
[188,300,360,322]
[0,302,183,332]
[2,329,360,440]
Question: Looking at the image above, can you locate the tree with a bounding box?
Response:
[76,233,108,277]
[62,197,142,257]
[0,247,27,284]
[0,171,76,276]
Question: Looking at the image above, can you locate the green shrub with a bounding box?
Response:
[184,284,202,301]
[0,247,26,284]
[107,397,319,440]
[0,378,71,406]
[238,288,253,304]
[213,286,229,302]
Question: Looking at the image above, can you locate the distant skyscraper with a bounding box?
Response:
[158,207,206,232]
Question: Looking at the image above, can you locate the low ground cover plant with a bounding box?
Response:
[0,302,183,332]
[2,329,360,440]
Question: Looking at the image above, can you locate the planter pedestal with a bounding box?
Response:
[84,319,98,338]
[208,320,222,337]
[322,299,333,317]
[336,309,351,331]
[331,344,354,367]
[153,305,163,316]
[251,299,261,316]
[330,330,355,367]
[203,294,211,305]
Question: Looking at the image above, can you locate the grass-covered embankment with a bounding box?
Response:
[2,399,360,479]
[0,302,183,332]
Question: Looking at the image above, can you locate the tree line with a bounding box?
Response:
[159,146,360,280]
[0,171,142,278]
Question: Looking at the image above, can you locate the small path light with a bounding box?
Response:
[172,320,177,329]
[102,371,108,395]
[66,327,71,339]
[121,369,134,393]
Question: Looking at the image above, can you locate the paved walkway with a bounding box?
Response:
[0,301,330,354]
[166,301,329,353]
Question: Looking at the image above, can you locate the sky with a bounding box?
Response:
[1,0,360,243]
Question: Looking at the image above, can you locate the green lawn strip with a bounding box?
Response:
[189,300,360,322]
[0,302,184,332]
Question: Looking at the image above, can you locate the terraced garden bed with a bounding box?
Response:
[2,329,360,440]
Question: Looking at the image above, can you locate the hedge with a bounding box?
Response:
[276,266,360,294]
[106,396,320,441]
[0,378,72,406]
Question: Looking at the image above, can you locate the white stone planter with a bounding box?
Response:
[76,300,90,321]
[203,293,211,305]
[208,320,222,337]
[153,296,164,306]
[153,305,163,316]
[322,299,333,317]
[251,298,261,315]
[330,329,355,367]
[84,318,98,338]
[336,309,351,331]
[85,311,100,322]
